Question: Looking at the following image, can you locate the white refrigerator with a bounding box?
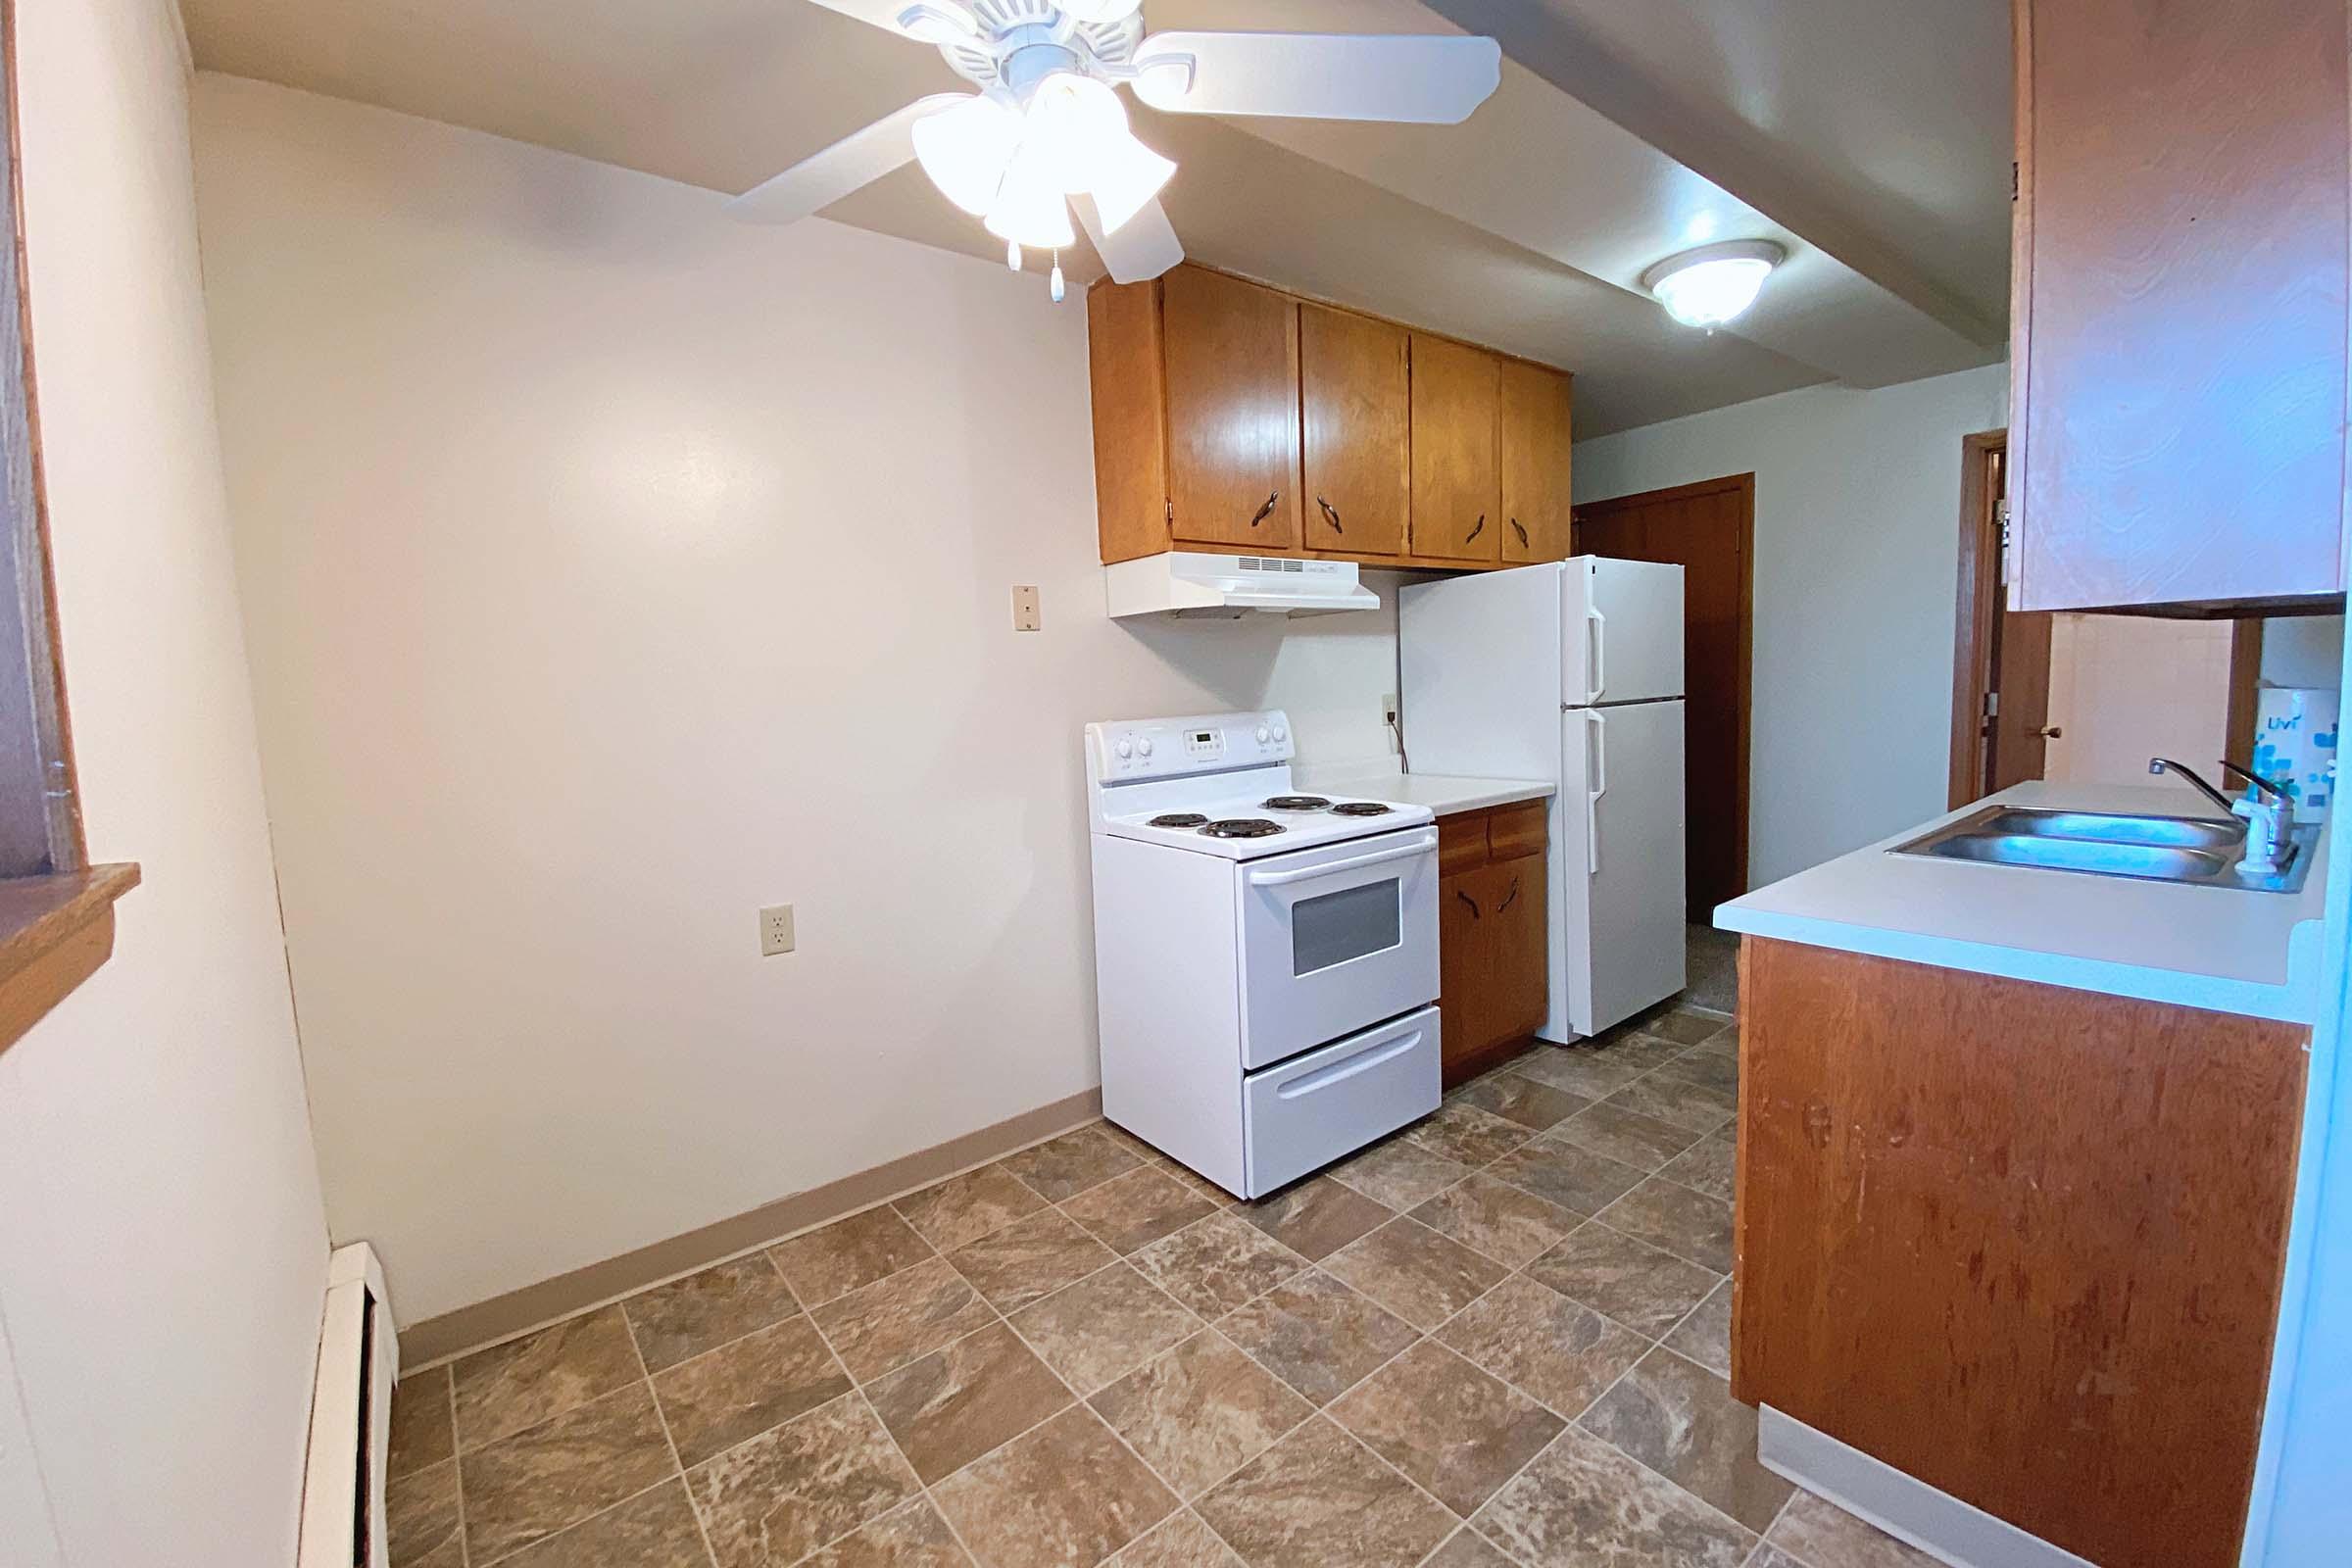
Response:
[1399,558,1689,1041]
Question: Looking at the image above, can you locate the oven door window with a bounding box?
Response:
[1291,878,1402,975]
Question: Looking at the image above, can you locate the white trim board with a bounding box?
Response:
[1758,1406,2098,1568]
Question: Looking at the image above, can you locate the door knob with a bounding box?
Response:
[2036,725,2064,739]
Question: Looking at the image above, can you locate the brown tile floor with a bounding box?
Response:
[387,1001,1940,1568]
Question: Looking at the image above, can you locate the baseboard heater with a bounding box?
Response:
[298,1242,397,1568]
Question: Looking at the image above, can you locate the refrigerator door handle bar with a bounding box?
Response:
[1587,603,1607,704]
[1587,710,1608,874]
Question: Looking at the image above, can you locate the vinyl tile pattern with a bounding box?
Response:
[397,1010,1903,1568]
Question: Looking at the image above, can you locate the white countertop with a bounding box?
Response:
[1295,762,1556,816]
[1714,780,2333,1023]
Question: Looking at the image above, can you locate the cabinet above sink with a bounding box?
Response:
[1086,264,1574,574]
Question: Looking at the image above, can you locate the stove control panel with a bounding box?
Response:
[1090,710,1294,781]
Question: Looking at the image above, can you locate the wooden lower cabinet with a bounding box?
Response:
[1733,936,2309,1568]
[1436,802,1548,1085]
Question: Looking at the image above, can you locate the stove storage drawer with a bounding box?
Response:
[1242,1005,1441,1197]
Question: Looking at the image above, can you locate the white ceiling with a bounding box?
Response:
[176,0,2012,435]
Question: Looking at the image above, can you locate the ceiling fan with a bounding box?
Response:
[728,0,1502,296]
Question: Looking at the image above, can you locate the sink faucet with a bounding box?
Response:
[2148,758,2239,816]
[2219,760,2296,876]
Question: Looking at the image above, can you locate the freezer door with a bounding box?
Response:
[1561,557,1687,706]
[1553,699,1688,1037]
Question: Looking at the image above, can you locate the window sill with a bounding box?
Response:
[0,862,140,1054]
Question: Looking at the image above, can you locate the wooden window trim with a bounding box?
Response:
[0,0,135,1054]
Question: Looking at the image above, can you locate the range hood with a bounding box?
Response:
[1106,552,1380,619]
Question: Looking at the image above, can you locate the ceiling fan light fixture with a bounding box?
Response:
[911,93,1022,216]
[1088,133,1176,234]
[983,144,1076,250]
[1642,240,1786,328]
[1023,72,1132,194]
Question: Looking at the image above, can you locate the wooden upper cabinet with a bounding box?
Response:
[1161,268,1300,552]
[1084,265,1576,571]
[1410,334,1501,564]
[1299,304,1409,557]
[1499,361,1573,564]
[2011,0,2350,611]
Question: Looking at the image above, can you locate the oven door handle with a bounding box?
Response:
[1244,832,1437,888]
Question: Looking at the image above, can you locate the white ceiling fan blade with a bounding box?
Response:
[1131,31,1502,124]
[1074,193,1185,284]
[726,94,970,223]
[800,0,975,42]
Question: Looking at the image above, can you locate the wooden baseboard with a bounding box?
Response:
[397,1087,1103,1368]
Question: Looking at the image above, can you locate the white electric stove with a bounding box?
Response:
[1086,710,1442,1199]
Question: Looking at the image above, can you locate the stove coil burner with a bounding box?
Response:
[1330,802,1396,816]
[1262,796,1333,811]
[1148,813,1209,828]
[1201,818,1285,839]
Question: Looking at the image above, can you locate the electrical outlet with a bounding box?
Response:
[1012,585,1042,632]
[760,905,796,956]
[1383,692,1399,724]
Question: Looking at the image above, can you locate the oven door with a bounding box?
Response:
[1235,827,1441,1070]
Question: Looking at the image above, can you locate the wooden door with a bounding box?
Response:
[1986,611,2055,792]
[1409,335,1500,564]
[1573,475,1752,919]
[2013,0,2349,609]
[1162,268,1300,551]
[1299,305,1408,557]
[1498,361,1573,563]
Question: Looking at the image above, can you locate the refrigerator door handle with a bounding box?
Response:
[1586,710,1608,874]
[1586,604,1607,704]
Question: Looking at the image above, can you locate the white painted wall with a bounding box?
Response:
[2042,614,2233,786]
[1573,365,2009,886]
[0,6,328,1566]
[190,76,1397,1325]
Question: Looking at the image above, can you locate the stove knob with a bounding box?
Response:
[1254,725,1271,744]
[1272,724,1289,743]
[1137,737,1154,757]
[1114,737,1133,760]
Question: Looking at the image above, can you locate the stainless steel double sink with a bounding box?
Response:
[1892,806,2319,894]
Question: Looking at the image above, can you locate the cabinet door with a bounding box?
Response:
[1499,361,1573,564]
[1162,268,1301,551]
[1409,334,1501,564]
[2013,0,2348,609]
[1438,868,1494,1083]
[1300,305,1409,557]
[1484,852,1547,1044]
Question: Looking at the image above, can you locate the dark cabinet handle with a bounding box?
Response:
[1249,492,1280,528]
[1465,514,1486,544]
[1455,888,1481,919]
[1510,517,1529,547]
[1497,876,1521,912]
[1317,496,1343,535]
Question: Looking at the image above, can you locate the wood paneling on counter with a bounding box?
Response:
[1733,936,2307,1568]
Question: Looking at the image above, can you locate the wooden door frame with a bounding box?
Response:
[1951,427,2269,806]
[1570,471,1755,900]
[1949,430,2009,808]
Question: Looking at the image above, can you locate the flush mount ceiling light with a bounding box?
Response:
[1641,240,1787,329]
[726,1,1503,300]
